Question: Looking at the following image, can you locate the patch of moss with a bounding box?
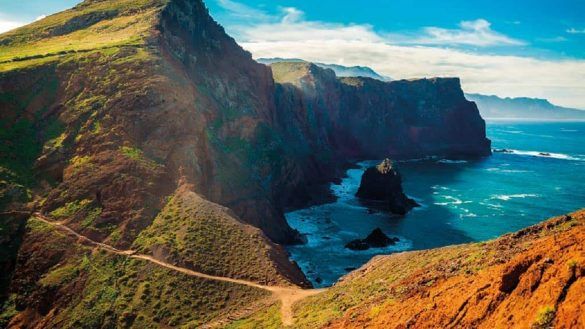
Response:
[39,256,90,287]
[50,199,93,219]
[120,146,143,160]
[0,294,18,328]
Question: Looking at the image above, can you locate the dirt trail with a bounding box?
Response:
[32,213,325,326]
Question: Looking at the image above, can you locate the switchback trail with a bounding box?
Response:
[32,213,326,326]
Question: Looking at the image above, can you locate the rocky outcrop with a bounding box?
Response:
[345,228,399,251]
[356,159,419,215]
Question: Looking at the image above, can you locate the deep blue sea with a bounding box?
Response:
[285,121,585,288]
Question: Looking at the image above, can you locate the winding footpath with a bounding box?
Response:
[32,213,326,326]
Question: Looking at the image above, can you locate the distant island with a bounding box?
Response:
[465,93,585,120]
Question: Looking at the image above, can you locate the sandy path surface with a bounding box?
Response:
[33,213,325,326]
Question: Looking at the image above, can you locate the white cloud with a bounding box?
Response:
[281,7,304,24]
[415,19,526,47]
[566,28,585,34]
[0,18,24,34]
[35,15,47,21]
[216,0,273,24]
[216,3,585,109]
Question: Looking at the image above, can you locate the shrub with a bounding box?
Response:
[532,306,555,329]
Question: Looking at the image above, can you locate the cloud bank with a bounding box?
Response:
[220,2,585,109]
[0,18,24,34]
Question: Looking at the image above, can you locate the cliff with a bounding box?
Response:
[1,0,494,326]
[271,62,491,159]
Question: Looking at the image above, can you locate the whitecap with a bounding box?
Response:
[438,159,468,164]
[490,194,539,201]
[499,149,582,161]
[434,195,471,206]
[460,213,478,218]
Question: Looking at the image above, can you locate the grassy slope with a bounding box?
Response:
[270,62,320,87]
[4,219,271,328]
[291,210,584,328]
[0,0,165,67]
[133,187,299,286]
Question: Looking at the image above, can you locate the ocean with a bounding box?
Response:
[285,121,585,288]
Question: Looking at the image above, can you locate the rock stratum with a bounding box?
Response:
[0,0,516,327]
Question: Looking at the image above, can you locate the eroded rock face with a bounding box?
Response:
[356,159,419,215]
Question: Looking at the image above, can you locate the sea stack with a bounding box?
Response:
[356,159,419,215]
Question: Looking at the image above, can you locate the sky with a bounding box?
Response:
[1,0,584,108]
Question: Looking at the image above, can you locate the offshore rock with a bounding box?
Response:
[356,159,419,215]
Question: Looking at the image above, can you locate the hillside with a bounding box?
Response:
[466,93,585,120]
[223,210,584,328]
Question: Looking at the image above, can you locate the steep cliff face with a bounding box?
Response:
[271,62,491,159]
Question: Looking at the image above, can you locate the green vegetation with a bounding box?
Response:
[0,0,165,65]
[225,303,282,329]
[50,199,109,232]
[0,214,27,325]
[55,253,269,328]
[16,219,270,328]
[133,190,291,285]
[120,146,144,161]
[39,256,91,287]
[50,199,93,219]
[0,294,18,328]
[532,306,556,329]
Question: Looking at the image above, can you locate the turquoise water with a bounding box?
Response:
[285,121,585,287]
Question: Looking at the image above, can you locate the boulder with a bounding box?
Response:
[345,228,400,251]
[356,159,419,215]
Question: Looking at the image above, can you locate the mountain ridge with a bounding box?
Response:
[466,93,585,120]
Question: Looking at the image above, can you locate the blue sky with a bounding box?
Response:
[208,0,585,60]
[1,0,584,108]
